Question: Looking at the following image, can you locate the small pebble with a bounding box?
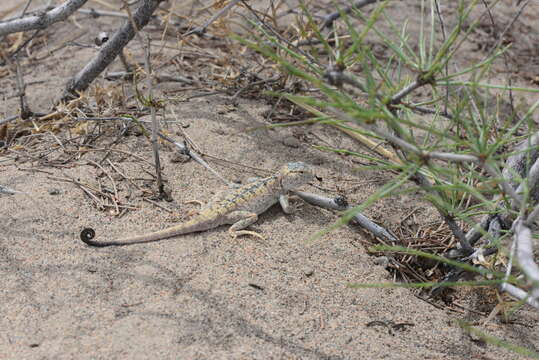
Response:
[281,136,301,148]
[162,187,174,202]
[129,126,144,136]
[311,157,324,166]
[373,256,389,267]
[303,268,314,277]
[170,152,190,163]
[469,331,485,344]
[48,188,61,195]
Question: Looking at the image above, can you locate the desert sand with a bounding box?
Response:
[1,1,539,359]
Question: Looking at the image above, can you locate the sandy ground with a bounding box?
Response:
[1,1,539,359]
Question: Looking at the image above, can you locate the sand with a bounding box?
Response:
[1,1,539,359]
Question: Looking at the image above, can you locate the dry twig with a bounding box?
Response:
[64,0,165,99]
[321,0,381,29]
[0,0,88,36]
[293,190,399,244]
[184,0,242,36]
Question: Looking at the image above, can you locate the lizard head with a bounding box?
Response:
[279,162,314,190]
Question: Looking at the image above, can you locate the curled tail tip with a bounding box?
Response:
[80,228,109,247]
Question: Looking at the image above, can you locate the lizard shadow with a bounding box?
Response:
[233,199,335,238]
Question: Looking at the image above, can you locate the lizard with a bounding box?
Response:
[80,162,314,247]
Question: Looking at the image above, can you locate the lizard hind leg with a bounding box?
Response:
[226,211,266,240]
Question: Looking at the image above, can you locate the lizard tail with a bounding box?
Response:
[80,216,219,247]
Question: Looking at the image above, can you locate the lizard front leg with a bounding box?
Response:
[281,193,306,214]
[279,194,293,214]
[279,194,305,215]
[225,211,265,240]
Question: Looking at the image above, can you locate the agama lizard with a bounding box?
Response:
[80,162,314,247]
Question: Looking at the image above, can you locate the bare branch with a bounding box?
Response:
[526,203,539,227]
[412,168,473,253]
[321,0,381,29]
[514,156,539,210]
[500,283,539,309]
[504,131,539,208]
[157,132,232,187]
[524,157,539,196]
[185,0,242,36]
[121,0,165,198]
[324,69,367,92]
[145,36,165,198]
[465,215,493,246]
[515,220,539,298]
[443,214,472,252]
[77,8,128,18]
[64,0,165,99]
[482,162,522,207]
[503,131,539,184]
[14,56,32,119]
[293,190,399,244]
[0,0,88,36]
[19,0,34,18]
[391,79,428,104]
[0,115,19,126]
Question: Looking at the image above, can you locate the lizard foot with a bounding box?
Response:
[229,229,266,241]
[288,200,304,214]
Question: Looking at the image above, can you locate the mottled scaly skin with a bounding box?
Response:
[81,162,314,247]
